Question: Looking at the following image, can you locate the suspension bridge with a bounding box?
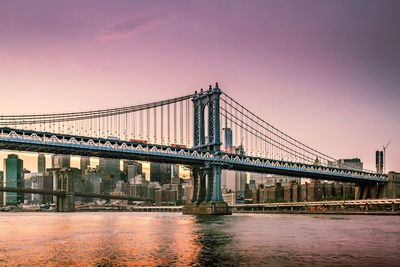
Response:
[0,83,387,214]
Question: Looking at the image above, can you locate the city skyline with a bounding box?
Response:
[1,2,399,265]
[0,0,399,172]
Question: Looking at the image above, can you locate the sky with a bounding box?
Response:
[0,0,399,172]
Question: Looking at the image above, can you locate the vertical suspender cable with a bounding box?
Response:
[146,108,150,142]
[174,102,177,143]
[161,105,164,144]
[180,101,183,144]
[167,104,170,144]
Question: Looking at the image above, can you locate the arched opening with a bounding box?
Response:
[203,103,209,145]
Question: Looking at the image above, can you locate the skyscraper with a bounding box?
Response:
[51,154,70,169]
[235,171,247,192]
[98,158,120,193]
[123,160,142,180]
[80,156,90,173]
[171,164,179,178]
[3,154,24,205]
[150,162,173,185]
[223,127,233,150]
[38,154,46,174]
[24,173,44,204]
[376,151,384,174]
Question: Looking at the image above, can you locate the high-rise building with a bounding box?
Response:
[222,170,235,192]
[38,154,46,175]
[376,151,384,174]
[125,161,143,180]
[250,173,269,186]
[24,173,44,204]
[3,154,24,205]
[171,164,179,178]
[263,174,301,187]
[80,156,90,173]
[51,154,70,169]
[99,158,120,179]
[83,167,101,202]
[235,171,247,192]
[150,162,173,185]
[98,158,120,193]
[42,174,53,204]
[223,127,233,150]
[329,158,363,171]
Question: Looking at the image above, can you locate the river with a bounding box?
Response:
[0,212,399,266]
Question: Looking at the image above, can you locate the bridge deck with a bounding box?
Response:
[0,127,387,184]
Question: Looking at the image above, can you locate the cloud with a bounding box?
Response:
[99,13,174,41]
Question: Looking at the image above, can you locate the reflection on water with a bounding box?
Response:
[0,213,399,266]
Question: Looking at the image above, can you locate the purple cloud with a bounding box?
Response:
[99,13,174,41]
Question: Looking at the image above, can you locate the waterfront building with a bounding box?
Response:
[249,180,257,190]
[154,188,177,205]
[147,182,160,203]
[263,174,301,187]
[222,192,236,205]
[3,154,24,205]
[222,170,235,192]
[38,154,46,175]
[115,180,130,195]
[328,158,363,171]
[130,181,148,199]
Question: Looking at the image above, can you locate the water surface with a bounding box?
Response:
[0,212,399,266]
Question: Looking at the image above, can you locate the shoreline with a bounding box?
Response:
[1,209,399,216]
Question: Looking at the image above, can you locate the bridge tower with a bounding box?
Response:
[55,168,75,212]
[183,83,231,215]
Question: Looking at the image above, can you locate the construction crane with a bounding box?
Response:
[383,140,391,174]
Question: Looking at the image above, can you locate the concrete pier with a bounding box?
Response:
[183,201,232,215]
[184,165,231,215]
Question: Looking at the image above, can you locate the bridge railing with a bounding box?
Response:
[0,127,387,183]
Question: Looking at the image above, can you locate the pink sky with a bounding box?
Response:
[0,0,399,172]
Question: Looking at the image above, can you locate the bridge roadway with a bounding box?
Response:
[0,187,145,202]
[0,127,387,184]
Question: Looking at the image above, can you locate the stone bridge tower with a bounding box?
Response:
[183,83,231,215]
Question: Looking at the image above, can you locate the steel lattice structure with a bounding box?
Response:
[0,83,387,204]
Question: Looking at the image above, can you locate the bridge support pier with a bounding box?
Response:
[383,172,400,199]
[184,164,231,215]
[355,184,384,200]
[56,169,75,212]
[184,84,231,215]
